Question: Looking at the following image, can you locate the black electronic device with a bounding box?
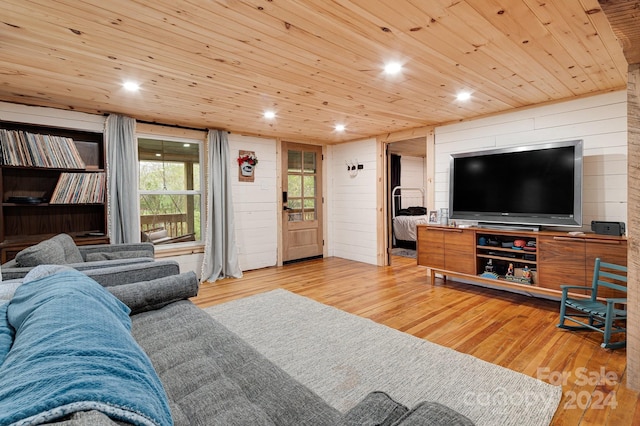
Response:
[7,196,45,204]
[591,221,625,236]
[449,140,583,228]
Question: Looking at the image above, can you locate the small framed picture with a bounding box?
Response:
[428,210,439,223]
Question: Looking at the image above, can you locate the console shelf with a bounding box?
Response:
[417,225,626,299]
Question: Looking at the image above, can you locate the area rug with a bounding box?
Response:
[204,289,561,426]
[391,247,417,258]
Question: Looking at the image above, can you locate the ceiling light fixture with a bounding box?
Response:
[384,62,403,75]
[183,143,190,147]
[456,91,471,101]
[335,124,346,132]
[122,81,140,92]
[263,111,276,119]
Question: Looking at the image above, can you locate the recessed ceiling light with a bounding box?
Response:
[335,124,346,132]
[384,62,403,75]
[456,91,471,101]
[123,81,140,92]
[263,110,276,119]
[183,143,190,147]
[155,153,161,157]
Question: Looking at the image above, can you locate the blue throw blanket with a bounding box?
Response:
[0,270,173,426]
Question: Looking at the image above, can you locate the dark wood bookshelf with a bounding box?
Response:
[0,122,108,262]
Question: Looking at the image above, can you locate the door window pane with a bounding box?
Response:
[303,152,316,173]
[288,175,302,197]
[303,176,315,197]
[288,150,302,172]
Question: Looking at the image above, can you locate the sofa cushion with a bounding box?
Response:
[339,391,408,426]
[391,401,475,426]
[131,300,342,425]
[15,238,66,266]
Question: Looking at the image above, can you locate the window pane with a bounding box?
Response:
[288,175,302,197]
[304,212,316,221]
[140,194,201,241]
[303,176,315,197]
[138,139,200,191]
[288,150,302,173]
[303,152,316,173]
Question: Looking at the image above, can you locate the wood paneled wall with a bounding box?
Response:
[627,64,640,391]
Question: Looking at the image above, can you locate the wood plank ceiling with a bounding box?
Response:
[0,0,631,143]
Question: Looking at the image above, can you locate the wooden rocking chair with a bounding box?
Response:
[557,258,627,349]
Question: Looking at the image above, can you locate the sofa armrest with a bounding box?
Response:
[79,242,155,260]
[82,260,181,287]
[107,271,198,314]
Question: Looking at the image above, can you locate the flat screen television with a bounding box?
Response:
[449,140,583,229]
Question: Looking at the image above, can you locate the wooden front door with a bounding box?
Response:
[282,142,323,262]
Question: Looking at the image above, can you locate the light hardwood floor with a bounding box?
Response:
[192,255,639,425]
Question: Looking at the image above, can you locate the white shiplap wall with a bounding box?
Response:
[400,156,426,209]
[228,134,278,271]
[327,138,379,265]
[434,91,627,229]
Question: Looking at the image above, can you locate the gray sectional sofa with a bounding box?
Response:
[0,265,475,425]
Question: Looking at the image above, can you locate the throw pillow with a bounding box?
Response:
[15,239,66,267]
[85,250,152,262]
[50,233,84,263]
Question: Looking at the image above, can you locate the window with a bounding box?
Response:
[138,137,202,245]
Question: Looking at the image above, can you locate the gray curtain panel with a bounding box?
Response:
[201,130,242,281]
[106,114,140,244]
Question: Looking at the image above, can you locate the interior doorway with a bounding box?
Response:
[386,137,429,265]
[281,142,324,263]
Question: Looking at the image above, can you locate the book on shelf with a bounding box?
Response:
[0,128,86,169]
[50,172,106,204]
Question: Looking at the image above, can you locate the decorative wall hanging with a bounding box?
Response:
[238,150,258,182]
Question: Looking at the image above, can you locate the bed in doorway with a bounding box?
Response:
[392,186,428,249]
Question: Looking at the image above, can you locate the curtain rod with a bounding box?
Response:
[136,119,229,133]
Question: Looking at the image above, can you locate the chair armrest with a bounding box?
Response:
[606,298,627,305]
[560,285,592,297]
[560,285,592,291]
[79,243,155,260]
